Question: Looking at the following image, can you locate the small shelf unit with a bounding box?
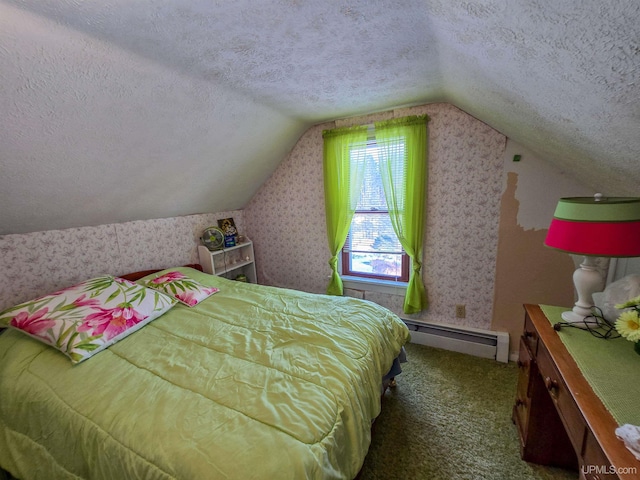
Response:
[197,240,257,283]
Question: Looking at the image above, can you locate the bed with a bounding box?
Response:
[0,266,409,480]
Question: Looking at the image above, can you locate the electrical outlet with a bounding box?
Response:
[455,304,466,318]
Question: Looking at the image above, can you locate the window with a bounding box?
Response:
[322,114,428,313]
[342,140,409,282]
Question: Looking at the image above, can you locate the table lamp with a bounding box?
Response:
[544,194,640,326]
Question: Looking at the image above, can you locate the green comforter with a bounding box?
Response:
[0,268,409,480]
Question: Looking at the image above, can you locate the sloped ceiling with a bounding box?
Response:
[1,0,638,235]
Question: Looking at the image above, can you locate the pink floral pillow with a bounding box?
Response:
[142,271,219,307]
[0,276,176,364]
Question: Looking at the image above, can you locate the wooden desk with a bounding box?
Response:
[513,304,639,480]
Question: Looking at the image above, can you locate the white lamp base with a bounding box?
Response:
[561,310,593,328]
[561,256,604,329]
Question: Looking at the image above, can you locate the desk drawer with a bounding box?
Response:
[514,338,533,441]
[537,342,586,453]
[517,338,533,398]
[582,430,617,479]
[523,312,539,354]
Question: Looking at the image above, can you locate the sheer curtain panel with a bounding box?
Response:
[322,125,369,295]
[374,115,429,313]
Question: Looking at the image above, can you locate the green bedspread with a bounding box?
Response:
[0,268,410,480]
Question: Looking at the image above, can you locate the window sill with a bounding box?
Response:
[341,275,407,296]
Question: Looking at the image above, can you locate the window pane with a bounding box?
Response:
[376,137,407,212]
[356,146,387,211]
[346,213,402,254]
[349,252,404,278]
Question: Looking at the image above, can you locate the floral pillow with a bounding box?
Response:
[0,276,176,364]
[142,271,219,307]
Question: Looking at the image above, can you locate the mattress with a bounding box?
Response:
[0,268,410,479]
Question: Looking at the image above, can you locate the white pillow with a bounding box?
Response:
[597,274,640,323]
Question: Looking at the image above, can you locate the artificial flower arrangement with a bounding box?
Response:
[614,295,640,350]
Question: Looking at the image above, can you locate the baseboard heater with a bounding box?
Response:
[402,319,509,363]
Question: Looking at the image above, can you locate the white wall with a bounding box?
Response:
[502,140,593,230]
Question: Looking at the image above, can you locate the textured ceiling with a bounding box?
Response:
[1,0,638,235]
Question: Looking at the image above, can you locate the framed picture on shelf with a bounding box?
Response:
[218,217,238,247]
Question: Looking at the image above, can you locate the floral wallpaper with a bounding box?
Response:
[244,103,507,329]
[0,211,243,312]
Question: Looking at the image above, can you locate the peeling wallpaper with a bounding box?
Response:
[502,140,594,231]
[245,103,507,329]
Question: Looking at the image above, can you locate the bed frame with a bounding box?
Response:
[119,263,203,281]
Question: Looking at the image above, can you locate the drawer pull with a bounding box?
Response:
[544,376,559,394]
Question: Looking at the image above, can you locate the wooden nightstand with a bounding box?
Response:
[513,304,639,480]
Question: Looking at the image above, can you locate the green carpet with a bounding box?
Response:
[358,343,578,480]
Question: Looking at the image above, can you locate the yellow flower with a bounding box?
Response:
[615,295,640,310]
[615,310,640,342]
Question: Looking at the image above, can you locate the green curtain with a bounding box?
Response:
[322,125,369,295]
[375,115,429,313]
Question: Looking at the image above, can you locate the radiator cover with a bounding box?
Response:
[403,319,509,363]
